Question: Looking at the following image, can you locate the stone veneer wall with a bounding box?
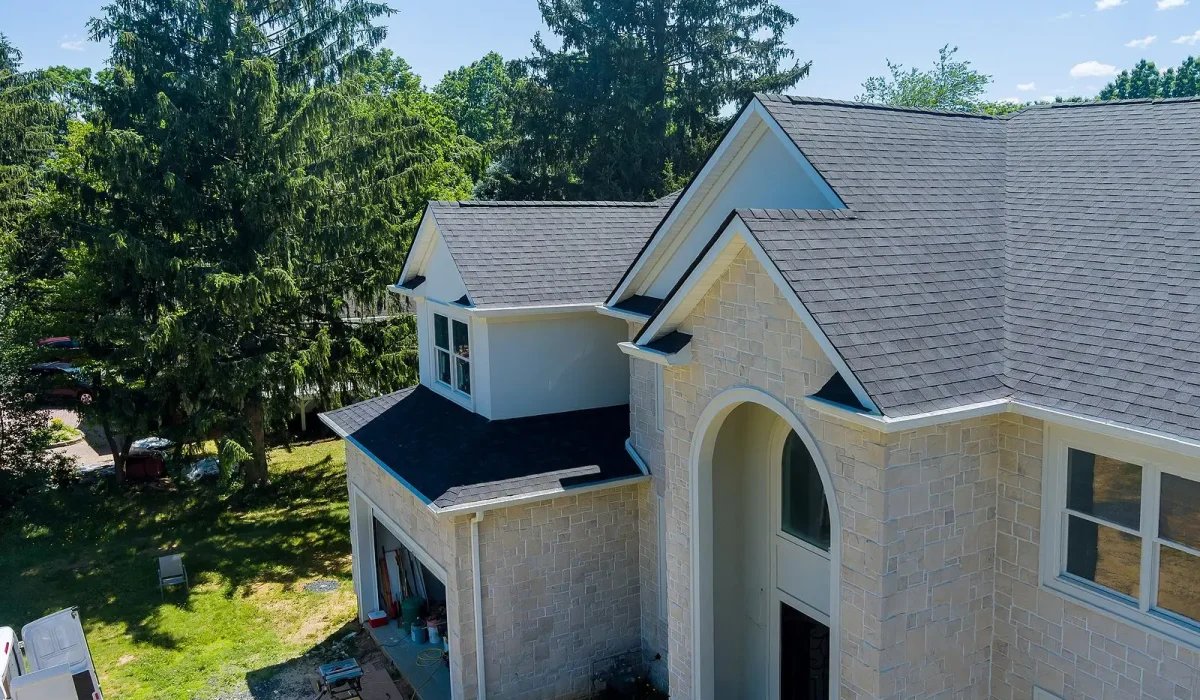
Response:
[629,331,672,687]
[345,445,467,696]
[347,444,643,699]
[992,415,1200,700]
[659,249,892,699]
[879,419,998,698]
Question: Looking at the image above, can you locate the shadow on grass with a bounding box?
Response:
[0,442,351,652]
[244,619,359,700]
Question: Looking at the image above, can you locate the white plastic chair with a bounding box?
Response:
[158,554,189,598]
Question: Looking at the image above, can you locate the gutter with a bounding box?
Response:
[429,473,649,517]
[805,396,1200,459]
[617,341,691,367]
[596,304,651,324]
[471,511,487,700]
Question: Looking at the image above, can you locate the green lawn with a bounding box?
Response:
[0,440,357,700]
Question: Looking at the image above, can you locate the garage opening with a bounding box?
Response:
[366,517,452,700]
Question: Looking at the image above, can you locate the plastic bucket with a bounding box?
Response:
[410,622,428,644]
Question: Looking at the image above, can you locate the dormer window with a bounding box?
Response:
[433,313,471,396]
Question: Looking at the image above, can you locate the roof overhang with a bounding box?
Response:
[624,212,881,415]
[605,96,845,309]
[807,395,1200,461]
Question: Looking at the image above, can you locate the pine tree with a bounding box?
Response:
[57,0,471,486]
[485,0,809,201]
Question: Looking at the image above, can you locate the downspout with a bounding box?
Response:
[471,511,486,700]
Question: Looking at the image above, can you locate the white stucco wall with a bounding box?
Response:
[420,232,469,304]
[483,313,630,420]
[642,125,841,299]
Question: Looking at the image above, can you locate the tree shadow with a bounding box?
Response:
[244,620,359,700]
[0,445,352,653]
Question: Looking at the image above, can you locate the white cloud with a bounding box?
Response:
[1125,35,1157,48]
[1173,29,1200,44]
[59,38,85,52]
[1158,0,1188,10]
[999,97,1023,104]
[1056,11,1074,19]
[1096,0,1126,9]
[1017,82,1037,91]
[1070,60,1119,78]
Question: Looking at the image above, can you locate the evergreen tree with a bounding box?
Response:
[1100,57,1200,99]
[56,0,470,485]
[486,0,809,201]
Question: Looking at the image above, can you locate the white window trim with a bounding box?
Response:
[429,306,473,410]
[655,364,665,433]
[1041,423,1200,649]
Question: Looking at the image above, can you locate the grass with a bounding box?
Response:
[0,439,356,700]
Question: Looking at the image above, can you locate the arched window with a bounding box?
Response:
[781,430,831,551]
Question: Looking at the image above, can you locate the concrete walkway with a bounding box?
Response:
[47,408,111,466]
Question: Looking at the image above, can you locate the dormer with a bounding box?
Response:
[391,199,671,420]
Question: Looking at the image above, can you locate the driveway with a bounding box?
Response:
[47,408,111,466]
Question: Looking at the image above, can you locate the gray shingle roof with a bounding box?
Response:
[319,386,643,509]
[751,95,1009,416]
[743,95,1200,437]
[428,197,676,307]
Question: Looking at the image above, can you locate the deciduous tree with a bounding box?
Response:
[857,45,991,112]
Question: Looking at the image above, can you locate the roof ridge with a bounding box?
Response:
[1001,94,1200,119]
[755,93,1000,120]
[431,199,670,208]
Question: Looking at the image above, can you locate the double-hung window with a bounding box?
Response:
[1045,427,1200,643]
[432,312,470,396]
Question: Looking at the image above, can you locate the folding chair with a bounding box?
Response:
[158,554,189,598]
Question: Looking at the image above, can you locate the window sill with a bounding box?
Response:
[430,380,473,411]
[1041,574,1200,652]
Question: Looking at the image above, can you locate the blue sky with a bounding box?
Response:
[4,0,1200,103]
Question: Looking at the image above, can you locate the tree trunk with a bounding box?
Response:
[103,423,133,485]
[244,399,269,487]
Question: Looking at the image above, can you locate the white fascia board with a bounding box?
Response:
[468,303,598,319]
[634,222,744,344]
[618,341,691,367]
[625,438,651,476]
[606,103,762,306]
[429,473,650,517]
[397,205,437,286]
[386,283,415,297]
[805,395,1200,459]
[607,96,846,307]
[596,304,651,324]
[632,214,881,416]
[316,412,349,439]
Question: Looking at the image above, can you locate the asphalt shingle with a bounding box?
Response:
[427,196,676,308]
[747,94,1200,437]
[319,387,642,509]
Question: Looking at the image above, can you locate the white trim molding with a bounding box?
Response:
[1039,422,1200,650]
[429,473,649,518]
[805,394,1200,460]
[628,214,880,416]
[687,385,841,700]
[607,96,845,307]
[617,340,691,367]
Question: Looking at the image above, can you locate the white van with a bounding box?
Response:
[0,610,102,700]
[1,627,20,699]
